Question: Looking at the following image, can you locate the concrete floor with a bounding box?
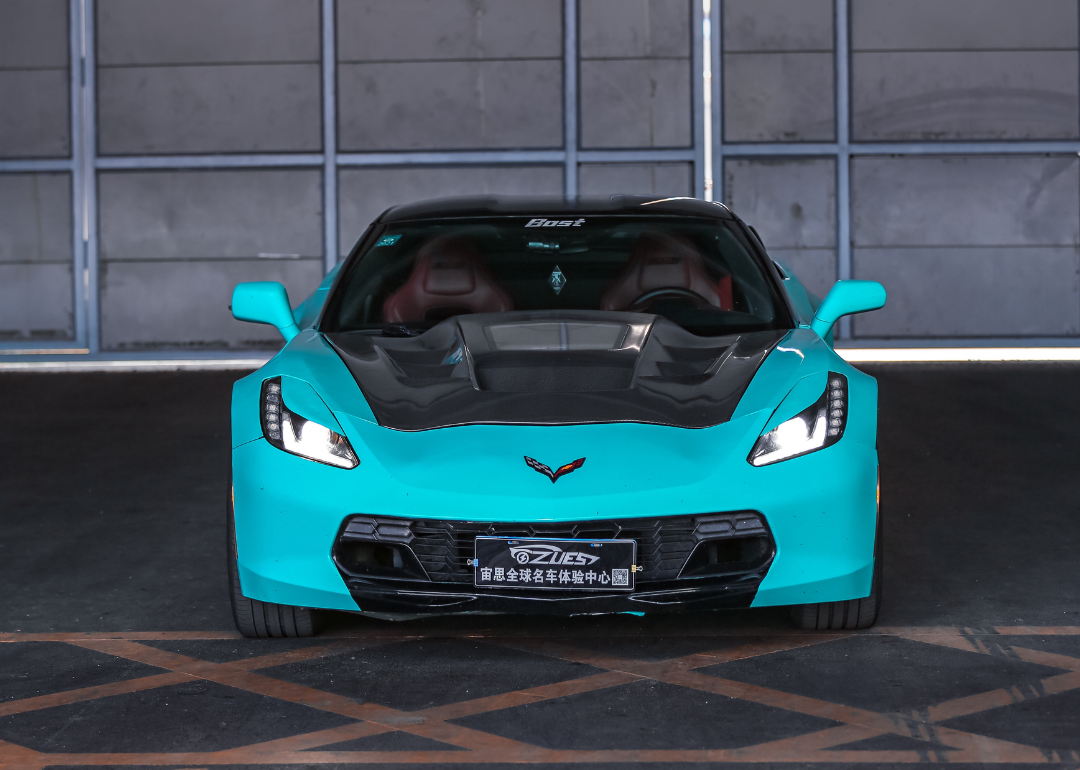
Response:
[1,365,1079,767]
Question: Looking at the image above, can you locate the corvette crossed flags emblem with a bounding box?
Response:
[524,456,586,483]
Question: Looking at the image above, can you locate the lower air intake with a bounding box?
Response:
[335,512,773,584]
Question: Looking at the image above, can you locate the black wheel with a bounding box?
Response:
[227,483,322,638]
[789,513,882,631]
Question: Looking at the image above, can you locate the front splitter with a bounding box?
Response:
[343,576,762,616]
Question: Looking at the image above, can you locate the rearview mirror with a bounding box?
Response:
[231,282,300,341]
[810,280,887,339]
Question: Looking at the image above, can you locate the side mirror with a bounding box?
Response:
[810,280,887,339]
[231,282,300,341]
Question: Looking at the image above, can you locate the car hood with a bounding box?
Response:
[324,311,786,430]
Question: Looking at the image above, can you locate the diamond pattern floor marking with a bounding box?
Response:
[0,627,1078,766]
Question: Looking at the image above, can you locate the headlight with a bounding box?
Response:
[261,377,359,469]
[748,373,847,467]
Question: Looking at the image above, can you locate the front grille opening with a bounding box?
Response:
[679,536,773,579]
[336,512,773,586]
[334,541,428,580]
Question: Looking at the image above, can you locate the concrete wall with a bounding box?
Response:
[845,0,1080,338]
[579,0,692,148]
[851,155,1080,338]
[0,173,73,341]
[579,162,693,197]
[4,0,1080,349]
[0,0,70,158]
[722,0,834,142]
[0,2,73,342]
[723,158,836,299]
[721,0,1080,340]
[97,0,322,154]
[337,0,564,151]
[69,0,695,349]
[98,169,324,348]
[851,0,1078,141]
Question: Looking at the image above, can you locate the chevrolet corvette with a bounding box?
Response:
[228,195,886,637]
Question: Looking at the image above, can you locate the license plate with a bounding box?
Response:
[474,537,636,591]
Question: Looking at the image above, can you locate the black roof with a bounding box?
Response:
[377,195,736,224]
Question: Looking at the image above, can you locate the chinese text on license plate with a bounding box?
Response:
[473,537,636,591]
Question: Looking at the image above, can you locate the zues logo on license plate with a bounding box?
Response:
[474,537,636,591]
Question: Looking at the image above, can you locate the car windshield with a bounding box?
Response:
[321,216,791,337]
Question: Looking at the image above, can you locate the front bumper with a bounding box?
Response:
[231,414,879,615]
[332,511,774,615]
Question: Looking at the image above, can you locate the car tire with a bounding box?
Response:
[227,483,323,638]
[789,515,882,631]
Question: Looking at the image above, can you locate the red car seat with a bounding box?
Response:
[382,235,513,323]
[599,232,733,311]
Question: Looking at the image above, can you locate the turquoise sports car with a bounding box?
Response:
[228,196,886,637]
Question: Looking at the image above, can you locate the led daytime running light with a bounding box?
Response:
[749,373,848,467]
[260,377,359,469]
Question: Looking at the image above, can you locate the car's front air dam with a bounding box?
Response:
[339,579,763,616]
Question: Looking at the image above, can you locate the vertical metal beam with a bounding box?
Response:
[692,0,706,199]
[710,0,722,203]
[701,0,712,201]
[70,0,86,348]
[322,0,338,272]
[563,0,578,199]
[835,0,852,339]
[83,0,99,353]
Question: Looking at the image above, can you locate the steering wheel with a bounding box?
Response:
[627,287,711,312]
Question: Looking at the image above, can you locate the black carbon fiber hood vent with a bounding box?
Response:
[325,311,783,430]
